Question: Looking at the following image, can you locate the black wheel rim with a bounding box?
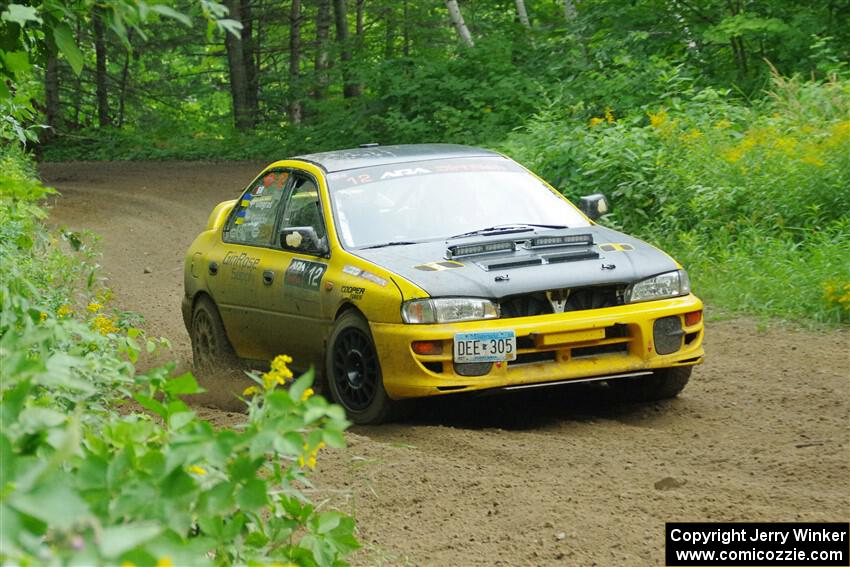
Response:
[192,310,217,371]
[332,328,379,411]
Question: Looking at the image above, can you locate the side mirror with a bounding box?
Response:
[578,193,610,221]
[280,226,329,257]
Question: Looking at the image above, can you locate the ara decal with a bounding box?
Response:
[284,258,327,290]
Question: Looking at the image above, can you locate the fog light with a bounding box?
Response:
[454,362,492,376]
[412,340,443,355]
[653,316,683,355]
[684,310,702,326]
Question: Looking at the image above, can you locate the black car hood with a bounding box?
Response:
[353,226,678,299]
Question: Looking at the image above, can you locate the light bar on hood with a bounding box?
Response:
[447,240,516,259]
[526,233,594,249]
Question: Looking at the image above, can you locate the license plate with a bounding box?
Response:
[453,331,517,363]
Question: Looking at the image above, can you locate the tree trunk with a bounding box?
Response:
[515,0,531,28]
[44,34,60,139]
[224,0,253,130]
[117,44,131,128]
[562,0,578,21]
[384,4,394,59]
[445,0,474,48]
[731,36,748,78]
[314,0,331,100]
[93,8,110,127]
[333,0,360,98]
[402,0,410,56]
[356,0,365,43]
[289,0,302,124]
[241,0,258,117]
[72,21,82,127]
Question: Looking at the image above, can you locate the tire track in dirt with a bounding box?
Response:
[41,161,850,567]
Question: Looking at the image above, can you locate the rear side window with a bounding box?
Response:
[224,170,290,246]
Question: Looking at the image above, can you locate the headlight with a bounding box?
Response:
[626,270,691,303]
[401,298,499,324]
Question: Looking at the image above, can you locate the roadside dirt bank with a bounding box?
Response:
[41,161,849,567]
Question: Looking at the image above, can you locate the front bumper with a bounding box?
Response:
[371,294,705,399]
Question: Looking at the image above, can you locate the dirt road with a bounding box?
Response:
[41,161,849,566]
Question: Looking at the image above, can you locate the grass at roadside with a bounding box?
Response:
[502,74,850,326]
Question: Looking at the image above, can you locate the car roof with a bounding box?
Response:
[293,143,502,173]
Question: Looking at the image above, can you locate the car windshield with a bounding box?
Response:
[326,157,590,249]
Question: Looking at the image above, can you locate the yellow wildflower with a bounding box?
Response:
[155,558,173,567]
[92,314,118,335]
[800,155,825,167]
[301,387,314,402]
[723,147,745,163]
[825,121,850,148]
[259,354,296,391]
[647,108,668,129]
[121,562,136,567]
[589,117,604,127]
[188,465,207,475]
[57,305,73,317]
[604,107,615,123]
[823,282,850,310]
[39,312,48,322]
[87,302,102,313]
[773,136,796,155]
[298,441,326,470]
[243,385,261,397]
[681,129,703,143]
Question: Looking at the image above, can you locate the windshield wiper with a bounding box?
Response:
[448,223,568,240]
[359,241,418,250]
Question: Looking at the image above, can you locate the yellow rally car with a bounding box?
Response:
[182,144,704,423]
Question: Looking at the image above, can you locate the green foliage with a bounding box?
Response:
[503,74,850,325]
[0,147,358,566]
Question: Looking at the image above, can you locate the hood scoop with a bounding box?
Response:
[476,246,600,271]
[543,248,600,264]
[479,257,544,270]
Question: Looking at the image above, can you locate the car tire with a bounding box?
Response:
[325,311,398,425]
[611,366,692,402]
[191,295,239,374]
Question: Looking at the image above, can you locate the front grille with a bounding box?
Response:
[508,351,557,366]
[572,343,629,358]
[499,285,625,318]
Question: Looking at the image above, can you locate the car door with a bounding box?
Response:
[208,169,292,361]
[261,170,333,371]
